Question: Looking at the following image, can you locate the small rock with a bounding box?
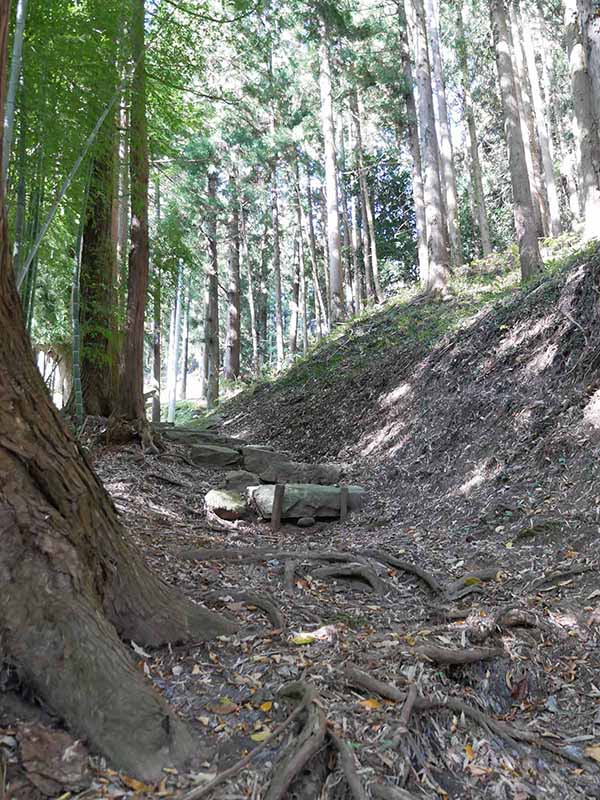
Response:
[205,489,247,521]
[297,517,315,528]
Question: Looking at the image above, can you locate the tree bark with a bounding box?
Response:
[306,178,328,335]
[270,160,285,368]
[289,234,300,356]
[318,30,344,323]
[424,0,463,268]
[509,1,549,237]
[180,275,191,400]
[565,0,600,240]
[79,139,118,417]
[517,6,562,237]
[412,0,451,293]
[151,177,161,423]
[166,260,183,424]
[223,176,241,381]
[1,0,26,186]
[399,0,429,281]
[113,0,150,424]
[490,0,543,279]
[203,170,220,408]
[241,200,260,376]
[0,0,236,780]
[456,2,492,256]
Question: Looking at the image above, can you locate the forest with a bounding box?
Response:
[1,0,600,797]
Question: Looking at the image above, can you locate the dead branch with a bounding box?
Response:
[179,691,308,800]
[359,549,443,594]
[312,563,388,594]
[390,684,418,746]
[329,732,368,800]
[414,644,504,665]
[203,591,285,630]
[264,682,328,800]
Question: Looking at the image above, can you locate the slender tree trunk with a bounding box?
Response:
[517,7,562,237]
[424,0,463,267]
[180,276,191,400]
[0,2,235,780]
[350,89,384,303]
[12,98,26,274]
[258,220,268,369]
[289,234,300,356]
[223,176,241,381]
[399,0,429,282]
[71,170,92,426]
[509,2,549,237]
[456,2,492,256]
[271,160,284,368]
[203,170,220,408]
[113,0,150,425]
[565,0,600,240]
[242,202,259,375]
[1,0,27,186]
[293,156,316,341]
[306,179,326,337]
[318,31,344,323]
[167,261,183,424]
[151,176,161,423]
[412,0,450,293]
[490,0,543,279]
[117,101,129,319]
[359,191,374,300]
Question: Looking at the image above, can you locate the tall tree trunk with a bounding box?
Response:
[565,0,600,240]
[490,0,543,279]
[203,170,220,408]
[350,89,384,303]
[271,160,284,369]
[318,30,344,323]
[293,156,316,340]
[180,275,191,400]
[1,0,26,185]
[71,169,91,426]
[113,0,149,426]
[223,176,241,381]
[12,97,26,273]
[412,0,450,293]
[258,220,269,369]
[456,2,492,257]
[306,178,326,337]
[166,260,183,424]
[151,176,161,423]
[242,202,260,375]
[509,1,550,237]
[399,0,429,282]
[289,234,300,356]
[424,0,463,267]
[0,1,235,780]
[117,101,129,319]
[79,137,118,417]
[517,6,562,237]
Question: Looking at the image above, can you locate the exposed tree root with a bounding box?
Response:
[468,606,555,644]
[414,644,504,665]
[312,563,388,594]
[203,591,285,631]
[342,665,593,769]
[390,684,418,746]
[444,567,500,600]
[329,731,368,800]
[359,549,443,594]
[264,682,328,800]
[284,559,298,594]
[179,690,309,800]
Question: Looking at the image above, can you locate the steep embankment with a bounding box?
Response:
[224,240,600,547]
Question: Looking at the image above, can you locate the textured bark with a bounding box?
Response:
[457,2,492,256]
[0,0,235,779]
[566,0,600,240]
[223,177,241,381]
[509,1,549,237]
[491,0,543,279]
[319,31,344,323]
[271,160,284,369]
[79,140,118,417]
[518,7,562,237]
[412,0,450,292]
[399,0,429,280]
[203,171,220,408]
[425,0,462,267]
[114,0,149,422]
[151,178,161,423]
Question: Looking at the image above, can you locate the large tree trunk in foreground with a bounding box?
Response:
[412,0,450,293]
[565,0,600,241]
[113,0,150,423]
[490,0,543,280]
[0,0,236,781]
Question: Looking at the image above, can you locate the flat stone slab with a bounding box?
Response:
[242,447,342,485]
[205,489,247,521]
[247,484,365,520]
[162,428,245,449]
[190,444,242,468]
